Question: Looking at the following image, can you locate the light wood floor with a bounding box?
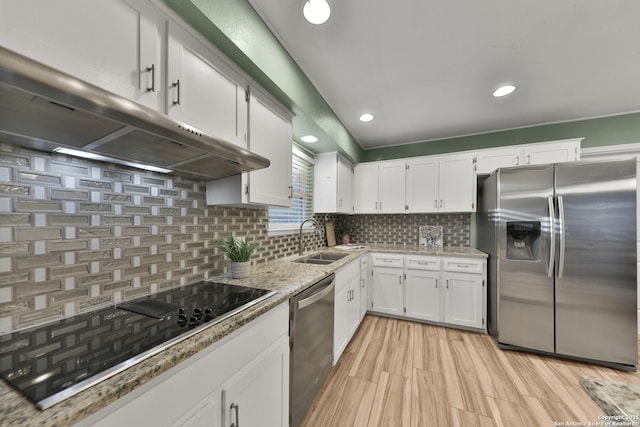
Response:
[300,315,640,427]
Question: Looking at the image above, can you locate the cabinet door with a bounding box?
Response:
[313,152,338,213]
[371,266,404,315]
[359,258,369,320]
[378,161,406,213]
[443,273,484,329]
[0,0,163,111]
[221,336,289,427]
[167,21,244,145]
[524,140,580,165]
[475,146,523,175]
[405,270,441,322]
[348,274,362,337]
[439,157,475,213]
[353,163,379,213]
[406,157,439,213]
[334,282,351,362]
[336,155,353,214]
[247,90,293,207]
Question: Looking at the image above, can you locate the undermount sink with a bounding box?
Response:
[293,252,349,265]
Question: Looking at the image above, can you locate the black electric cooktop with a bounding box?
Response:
[0,281,274,409]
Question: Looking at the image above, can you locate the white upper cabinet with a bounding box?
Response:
[246,89,293,206]
[353,163,379,213]
[405,154,476,213]
[476,138,582,175]
[406,157,439,213]
[206,88,293,207]
[166,21,246,146]
[0,0,164,111]
[378,161,407,213]
[438,156,476,212]
[314,152,353,214]
[353,160,406,214]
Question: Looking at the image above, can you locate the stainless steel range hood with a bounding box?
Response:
[0,46,270,179]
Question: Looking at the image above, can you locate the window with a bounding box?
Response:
[268,146,314,234]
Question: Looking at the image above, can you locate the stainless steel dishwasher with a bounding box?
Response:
[290,273,335,427]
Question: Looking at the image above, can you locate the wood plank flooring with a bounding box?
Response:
[300,315,640,427]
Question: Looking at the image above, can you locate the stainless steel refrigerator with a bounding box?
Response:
[478,158,637,370]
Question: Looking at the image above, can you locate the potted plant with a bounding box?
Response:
[335,223,356,245]
[216,234,258,279]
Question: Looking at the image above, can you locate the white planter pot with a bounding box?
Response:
[231,261,250,279]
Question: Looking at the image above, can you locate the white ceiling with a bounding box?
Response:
[248,0,640,150]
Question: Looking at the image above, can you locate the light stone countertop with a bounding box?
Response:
[0,246,486,427]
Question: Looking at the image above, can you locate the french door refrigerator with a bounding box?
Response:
[478,158,637,370]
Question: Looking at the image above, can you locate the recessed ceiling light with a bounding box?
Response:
[493,84,517,97]
[359,113,375,123]
[300,135,319,143]
[303,0,331,25]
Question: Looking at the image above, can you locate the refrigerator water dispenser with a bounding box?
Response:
[506,221,540,260]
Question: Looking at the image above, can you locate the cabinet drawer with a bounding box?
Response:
[359,255,369,270]
[371,253,403,268]
[404,256,441,271]
[443,257,483,274]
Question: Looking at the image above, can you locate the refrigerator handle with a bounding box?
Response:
[547,195,556,278]
[558,195,566,278]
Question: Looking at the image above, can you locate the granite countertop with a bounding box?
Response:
[0,245,485,426]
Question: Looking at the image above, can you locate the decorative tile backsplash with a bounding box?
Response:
[0,142,322,333]
[0,141,471,333]
[332,213,471,247]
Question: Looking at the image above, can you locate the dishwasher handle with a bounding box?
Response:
[297,277,335,310]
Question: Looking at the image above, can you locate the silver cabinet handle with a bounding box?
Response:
[145,64,155,92]
[171,79,181,105]
[446,279,449,289]
[361,278,365,288]
[547,195,556,278]
[515,155,520,166]
[379,201,382,210]
[456,264,469,268]
[399,275,402,284]
[558,195,566,278]
[434,200,438,208]
[440,200,443,208]
[375,201,378,210]
[526,154,531,164]
[435,279,438,288]
[230,402,240,427]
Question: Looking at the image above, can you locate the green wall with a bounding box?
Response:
[363,112,640,162]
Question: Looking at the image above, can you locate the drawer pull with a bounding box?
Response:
[457,264,469,268]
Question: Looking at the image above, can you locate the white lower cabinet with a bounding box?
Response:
[76,303,289,427]
[442,257,485,329]
[371,254,404,316]
[405,256,441,322]
[334,259,363,363]
[370,253,486,331]
[218,335,289,427]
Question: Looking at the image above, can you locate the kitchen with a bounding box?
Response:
[1,0,640,426]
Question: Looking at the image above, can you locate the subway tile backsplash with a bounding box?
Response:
[0,141,472,333]
[333,213,471,247]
